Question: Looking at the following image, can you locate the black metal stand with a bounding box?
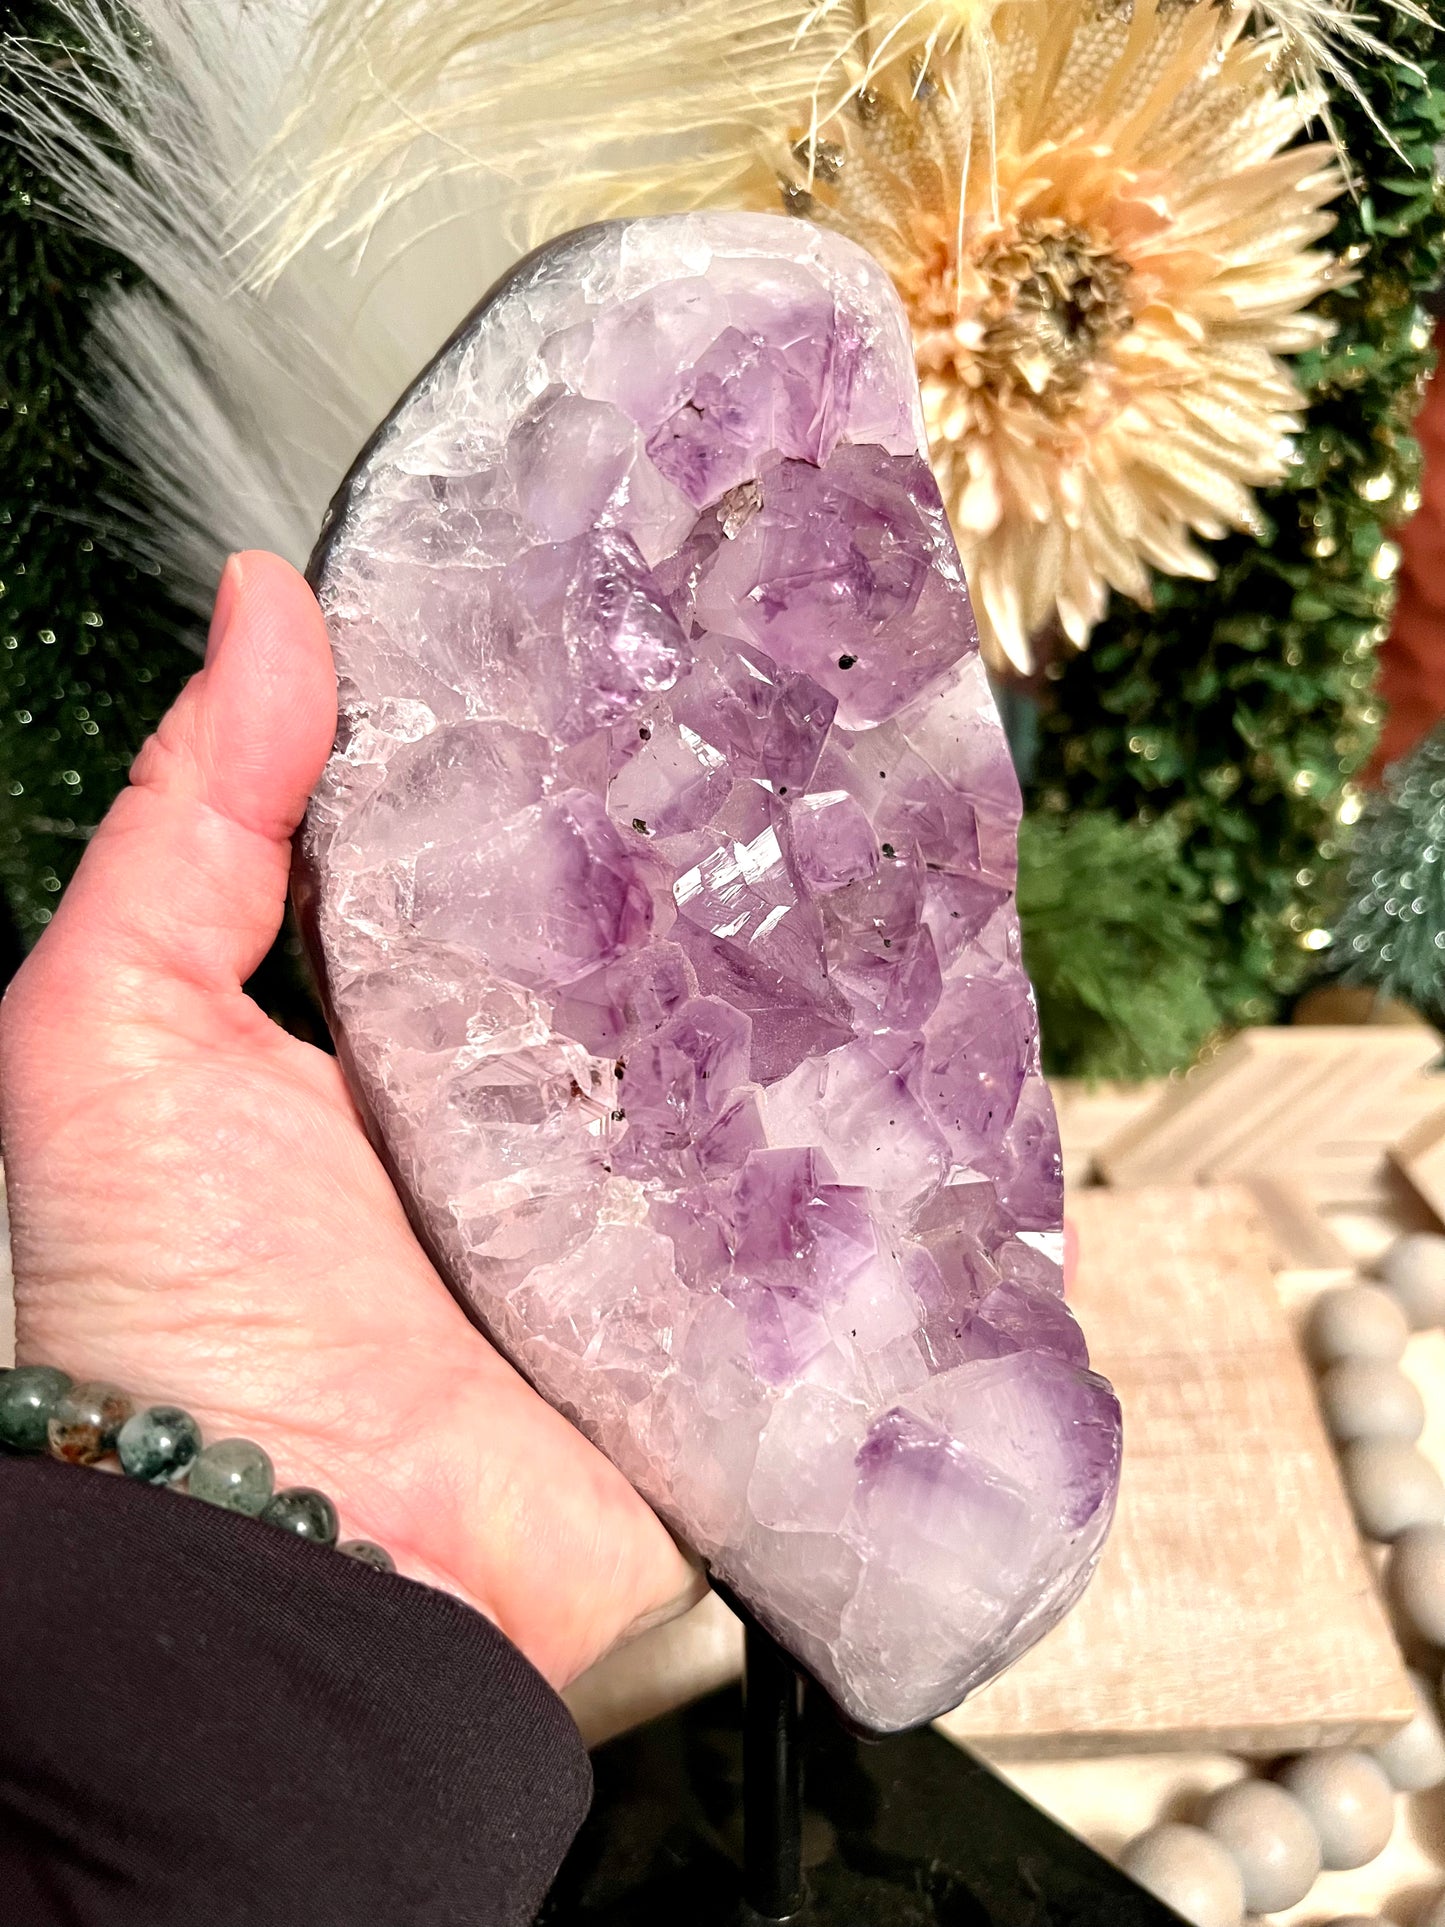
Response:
[539,1628,1189,1926]
[741,1623,806,1922]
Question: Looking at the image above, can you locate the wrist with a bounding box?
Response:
[0,1360,397,1571]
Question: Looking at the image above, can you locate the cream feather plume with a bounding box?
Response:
[1,0,520,614]
[253,0,1430,286]
[250,0,1009,283]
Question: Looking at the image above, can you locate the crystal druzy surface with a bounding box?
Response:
[300,213,1121,1734]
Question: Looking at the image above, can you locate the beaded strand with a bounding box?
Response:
[1120,1232,1445,1927]
[0,1364,393,1571]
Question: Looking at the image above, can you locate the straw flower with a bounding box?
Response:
[771,0,1346,669]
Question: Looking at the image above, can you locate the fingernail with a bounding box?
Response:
[206,555,244,664]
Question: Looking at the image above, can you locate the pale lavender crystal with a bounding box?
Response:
[299,213,1120,1733]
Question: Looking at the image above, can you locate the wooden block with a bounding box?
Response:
[1048,1078,1168,1191]
[1391,1106,1445,1228]
[1240,1175,1353,1275]
[943,1188,1410,1758]
[568,1187,1410,1758]
[1293,983,1426,1028]
[1097,1027,1443,1201]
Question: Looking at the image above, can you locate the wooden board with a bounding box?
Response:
[1048,1078,1165,1192]
[942,1187,1408,1757]
[565,1590,745,1748]
[1097,1027,1444,1227]
[568,1187,1411,1757]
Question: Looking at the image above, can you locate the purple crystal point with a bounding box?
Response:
[299,212,1120,1733]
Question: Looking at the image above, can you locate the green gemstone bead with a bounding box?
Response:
[117,1405,202,1485]
[186,1438,274,1516]
[48,1381,134,1464]
[260,1487,339,1547]
[0,1367,73,1451]
[338,1539,395,1572]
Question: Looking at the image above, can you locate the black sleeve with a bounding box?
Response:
[0,1453,592,1927]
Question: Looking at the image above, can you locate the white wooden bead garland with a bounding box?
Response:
[1119,1231,1445,1927]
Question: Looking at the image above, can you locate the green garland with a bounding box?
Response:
[1024,11,1445,1075]
[1016,812,1219,1080]
[0,3,195,948]
[1335,716,1445,1025]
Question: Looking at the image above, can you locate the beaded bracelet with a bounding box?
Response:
[0,1364,394,1571]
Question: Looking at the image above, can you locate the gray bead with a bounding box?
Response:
[1387,1524,1445,1644]
[1318,1359,1425,1444]
[1118,1823,1244,1927]
[0,1366,72,1451]
[1372,1669,1445,1792]
[1378,1232,1445,1329]
[338,1540,395,1571]
[1307,1285,1409,1367]
[260,1487,339,1547]
[1202,1779,1322,1914]
[1342,1439,1445,1540]
[1275,1749,1394,1869]
[186,1438,274,1516]
[117,1405,202,1485]
[47,1381,133,1465]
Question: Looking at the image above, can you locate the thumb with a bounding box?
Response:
[12,551,336,1022]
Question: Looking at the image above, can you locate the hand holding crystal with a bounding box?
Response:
[0,551,703,1688]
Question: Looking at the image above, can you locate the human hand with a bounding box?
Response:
[0,551,702,1690]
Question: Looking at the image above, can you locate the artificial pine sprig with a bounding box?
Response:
[1017,813,1223,1083]
[1336,720,1445,1024]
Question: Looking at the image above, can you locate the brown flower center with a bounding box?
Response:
[890,211,1135,420]
[975,222,1133,404]
[781,102,1134,420]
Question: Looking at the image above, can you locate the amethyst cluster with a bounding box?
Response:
[300,214,1120,1733]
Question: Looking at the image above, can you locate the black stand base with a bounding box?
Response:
[540,1679,1185,1926]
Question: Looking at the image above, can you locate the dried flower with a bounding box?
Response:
[771,0,1347,669]
[250,1,1421,671]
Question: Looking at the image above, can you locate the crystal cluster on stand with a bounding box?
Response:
[299,213,1121,1733]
